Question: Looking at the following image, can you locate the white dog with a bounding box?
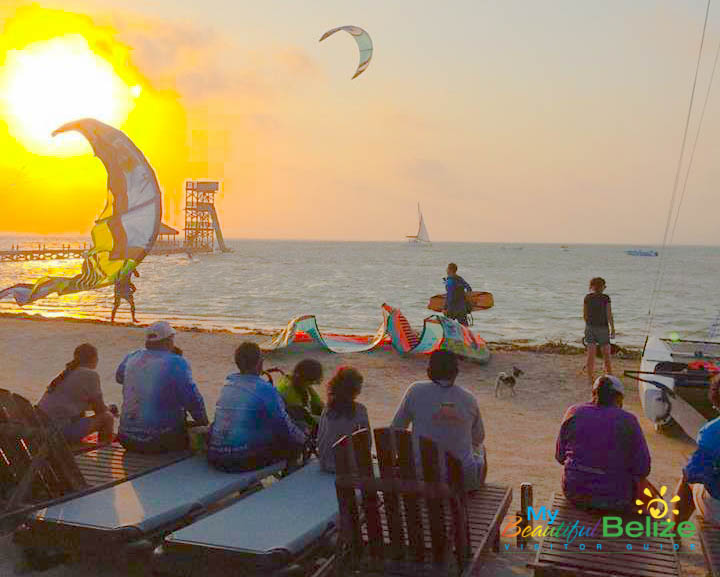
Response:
[494,366,524,397]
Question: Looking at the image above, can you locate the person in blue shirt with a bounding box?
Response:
[116,321,208,453]
[444,263,472,326]
[207,342,307,472]
[673,373,720,526]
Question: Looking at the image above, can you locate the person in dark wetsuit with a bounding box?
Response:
[111,269,139,324]
[583,277,615,387]
[443,263,472,326]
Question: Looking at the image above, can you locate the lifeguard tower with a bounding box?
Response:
[184,180,229,253]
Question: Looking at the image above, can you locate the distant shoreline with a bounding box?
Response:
[0,311,642,358]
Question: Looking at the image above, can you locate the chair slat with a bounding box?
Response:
[333,435,363,560]
[396,429,425,562]
[352,429,384,560]
[420,437,447,565]
[446,452,469,570]
[374,428,405,559]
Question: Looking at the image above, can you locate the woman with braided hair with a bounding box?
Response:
[38,343,115,444]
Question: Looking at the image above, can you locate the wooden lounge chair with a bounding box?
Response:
[0,388,188,535]
[529,493,681,577]
[152,459,340,577]
[699,518,720,576]
[323,427,512,577]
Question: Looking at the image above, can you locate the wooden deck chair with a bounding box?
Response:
[699,518,720,576]
[0,388,188,536]
[529,493,681,577]
[326,427,512,577]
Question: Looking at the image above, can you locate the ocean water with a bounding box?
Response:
[0,237,718,347]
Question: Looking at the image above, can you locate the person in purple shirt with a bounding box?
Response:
[555,375,652,510]
[116,321,208,454]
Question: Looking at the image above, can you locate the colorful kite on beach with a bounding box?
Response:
[0,119,162,305]
[319,25,373,79]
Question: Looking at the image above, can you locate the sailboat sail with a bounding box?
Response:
[407,203,430,244]
[417,207,430,242]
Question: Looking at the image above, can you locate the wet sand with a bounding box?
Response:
[0,316,706,576]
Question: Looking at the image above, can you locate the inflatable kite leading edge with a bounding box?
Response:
[262,304,490,363]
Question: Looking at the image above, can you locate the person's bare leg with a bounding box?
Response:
[672,475,696,526]
[111,298,119,323]
[602,344,613,374]
[129,296,137,323]
[586,344,596,386]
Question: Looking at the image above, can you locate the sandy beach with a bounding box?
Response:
[0,316,707,576]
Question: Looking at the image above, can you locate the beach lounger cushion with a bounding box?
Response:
[28,457,281,542]
[155,459,339,574]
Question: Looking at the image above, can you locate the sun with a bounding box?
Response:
[0,34,139,156]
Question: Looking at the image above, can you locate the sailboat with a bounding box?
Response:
[406,203,431,245]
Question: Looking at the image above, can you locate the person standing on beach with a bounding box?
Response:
[583,277,615,386]
[391,350,486,490]
[111,269,139,324]
[115,321,208,453]
[444,263,472,326]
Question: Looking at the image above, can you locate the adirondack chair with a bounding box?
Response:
[699,519,720,576]
[529,493,681,577]
[329,427,512,577]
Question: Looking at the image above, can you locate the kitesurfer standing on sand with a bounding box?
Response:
[111,269,139,324]
[443,263,472,326]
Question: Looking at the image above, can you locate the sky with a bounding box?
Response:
[0,0,719,243]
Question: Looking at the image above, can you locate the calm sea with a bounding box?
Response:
[0,237,717,347]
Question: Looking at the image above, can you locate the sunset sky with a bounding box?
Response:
[1,0,719,243]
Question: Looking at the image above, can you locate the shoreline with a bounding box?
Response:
[0,311,643,358]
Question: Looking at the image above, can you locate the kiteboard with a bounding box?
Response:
[427,291,494,312]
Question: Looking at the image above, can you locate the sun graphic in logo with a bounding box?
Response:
[636,486,681,520]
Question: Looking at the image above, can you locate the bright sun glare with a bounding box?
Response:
[0,34,138,156]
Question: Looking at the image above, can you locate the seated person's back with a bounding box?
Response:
[556,375,650,510]
[116,322,208,453]
[276,358,325,429]
[208,342,306,472]
[391,350,486,490]
[316,366,370,472]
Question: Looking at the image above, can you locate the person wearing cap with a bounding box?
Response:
[391,349,486,490]
[672,373,720,526]
[207,342,307,472]
[555,375,652,510]
[115,321,208,453]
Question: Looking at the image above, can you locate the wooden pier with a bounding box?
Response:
[0,244,87,262]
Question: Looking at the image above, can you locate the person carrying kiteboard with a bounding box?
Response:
[111,269,139,324]
[443,263,472,326]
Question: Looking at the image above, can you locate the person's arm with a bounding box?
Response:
[269,387,307,444]
[391,386,414,430]
[115,355,128,384]
[555,409,574,465]
[583,295,589,324]
[471,402,485,449]
[628,417,651,479]
[309,387,325,416]
[462,277,472,293]
[174,359,209,425]
[607,299,615,338]
[86,372,109,416]
[443,278,453,312]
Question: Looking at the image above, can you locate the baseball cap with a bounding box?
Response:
[145,321,176,343]
[592,374,624,395]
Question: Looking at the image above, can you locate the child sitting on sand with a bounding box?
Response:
[583,277,615,386]
[276,359,325,430]
[317,366,370,472]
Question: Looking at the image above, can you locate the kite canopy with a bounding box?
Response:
[0,119,161,305]
[319,25,373,79]
[262,304,490,363]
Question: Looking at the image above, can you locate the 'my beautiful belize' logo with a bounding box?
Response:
[501,486,697,551]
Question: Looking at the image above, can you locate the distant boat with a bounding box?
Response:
[406,203,431,245]
[626,249,658,257]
